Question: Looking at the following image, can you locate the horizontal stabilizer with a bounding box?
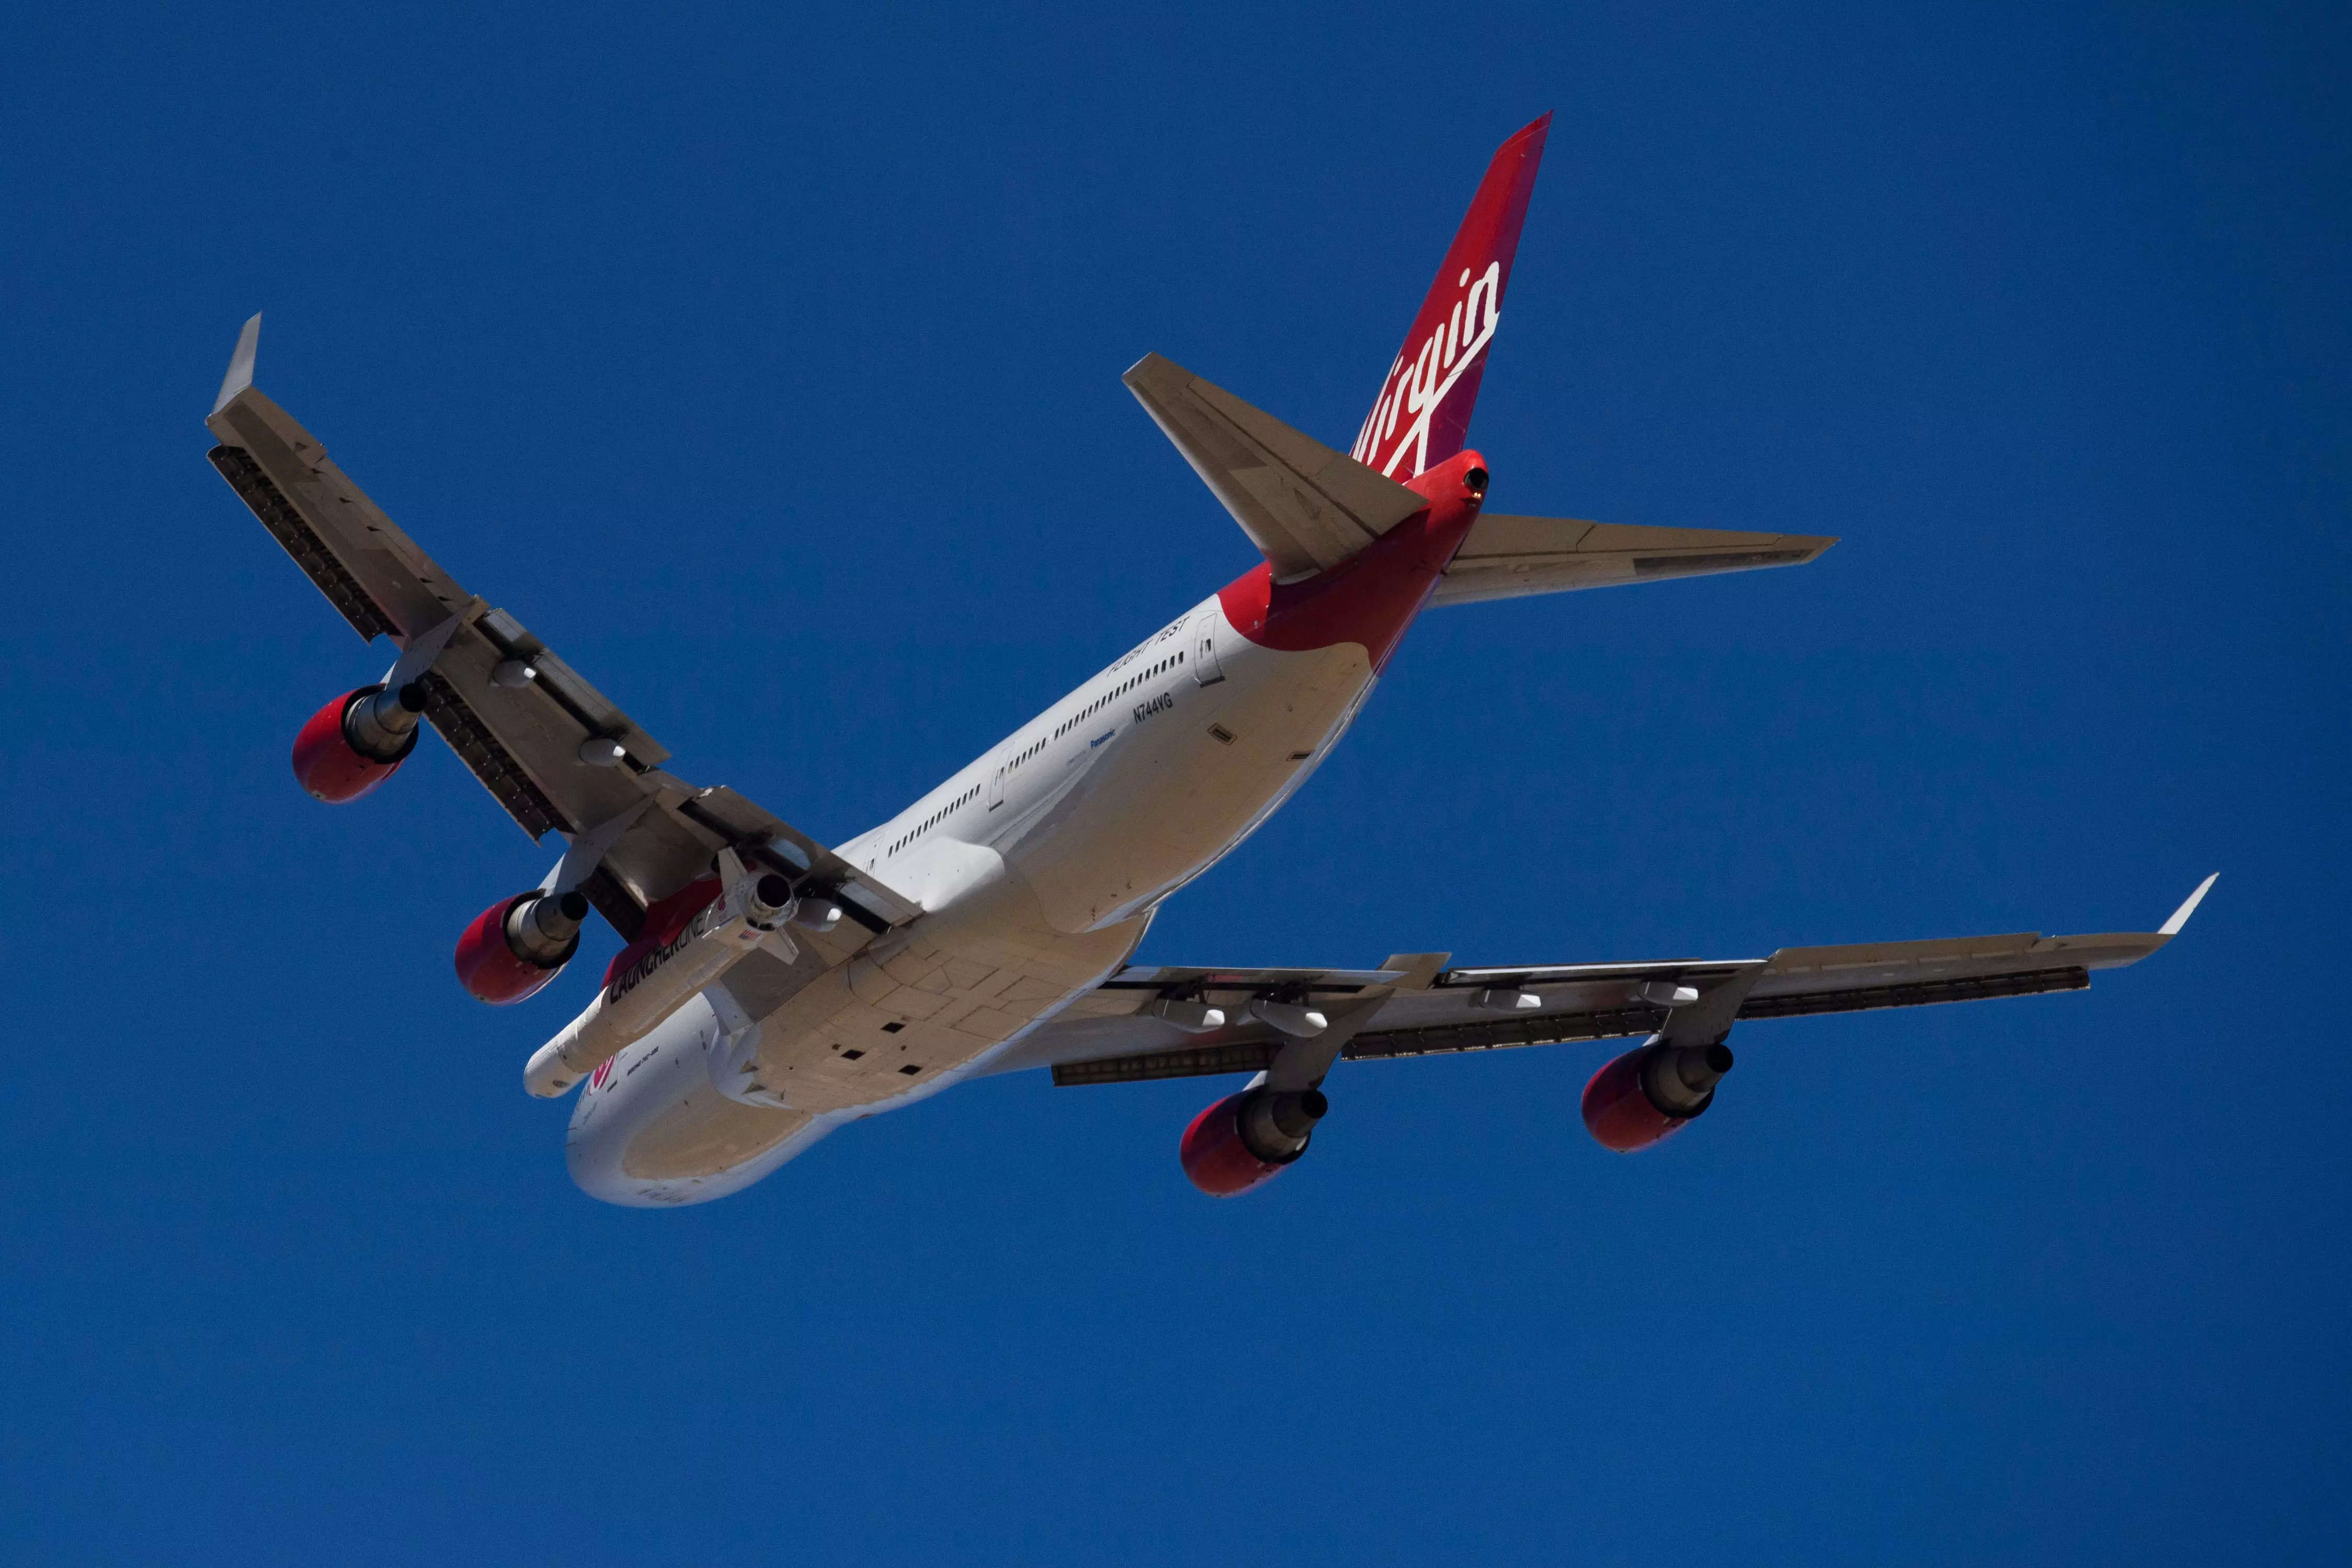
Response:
[1431,514,1837,607]
[1125,353,1428,580]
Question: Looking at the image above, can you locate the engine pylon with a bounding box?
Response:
[524,856,795,1097]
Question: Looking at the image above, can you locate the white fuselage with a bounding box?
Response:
[564,590,1378,1206]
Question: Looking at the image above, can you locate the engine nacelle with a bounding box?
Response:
[1179,1085,1329,1197]
[291,682,426,803]
[1581,1038,1735,1153]
[454,889,590,1005]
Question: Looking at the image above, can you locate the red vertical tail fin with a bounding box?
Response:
[1350,114,1550,480]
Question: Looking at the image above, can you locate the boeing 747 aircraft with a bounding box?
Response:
[205,116,2210,1205]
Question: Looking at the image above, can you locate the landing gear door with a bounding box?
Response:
[1192,609,1226,686]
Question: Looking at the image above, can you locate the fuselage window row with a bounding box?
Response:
[881,647,1196,855]
[1046,645,1186,741]
[891,783,988,853]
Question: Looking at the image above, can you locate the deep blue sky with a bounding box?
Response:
[2,3,2345,1562]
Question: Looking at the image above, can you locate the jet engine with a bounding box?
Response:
[455,889,590,1005]
[291,682,426,803]
[1179,1085,1329,1196]
[1580,1038,1735,1153]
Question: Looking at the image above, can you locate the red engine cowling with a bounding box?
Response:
[454,889,590,1005]
[1581,1039,1735,1153]
[1179,1086,1329,1197]
[291,682,426,803]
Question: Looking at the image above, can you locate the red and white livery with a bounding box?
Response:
[204,117,2210,1206]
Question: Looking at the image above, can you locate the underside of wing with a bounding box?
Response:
[1431,514,1837,606]
[204,317,919,941]
[991,881,2214,1087]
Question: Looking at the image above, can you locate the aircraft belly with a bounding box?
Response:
[565,632,1370,1205]
[1010,638,1373,931]
[723,867,1150,1116]
[622,1090,814,1182]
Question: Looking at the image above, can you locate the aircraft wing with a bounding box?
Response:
[983,877,2218,1085]
[202,315,919,941]
[1430,514,1837,606]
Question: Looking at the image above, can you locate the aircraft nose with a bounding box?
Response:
[563,1089,669,1208]
[564,1116,636,1206]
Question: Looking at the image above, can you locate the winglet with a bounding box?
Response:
[2158,873,2219,937]
[212,313,261,415]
